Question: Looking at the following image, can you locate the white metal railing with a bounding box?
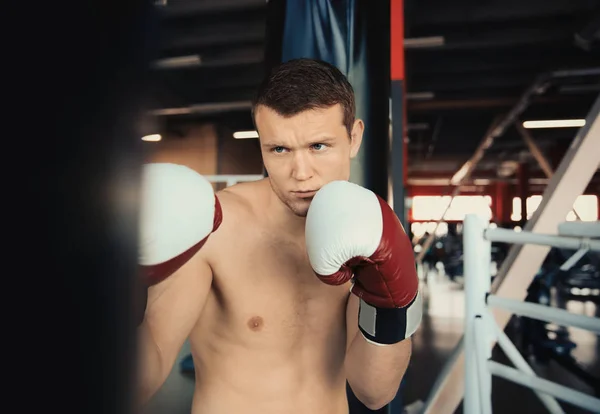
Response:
[463,214,600,414]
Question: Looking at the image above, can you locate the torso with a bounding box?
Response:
[189,179,352,414]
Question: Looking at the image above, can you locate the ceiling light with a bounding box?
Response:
[233,130,259,139]
[142,134,162,142]
[404,36,445,48]
[406,92,435,100]
[522,119,586,129]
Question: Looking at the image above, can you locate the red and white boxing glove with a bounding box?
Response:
[138,163,222,286]
[305,180,421,345]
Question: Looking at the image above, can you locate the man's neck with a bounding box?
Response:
[265,183,306,238]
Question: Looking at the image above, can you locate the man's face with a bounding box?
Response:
[255,104,363,217]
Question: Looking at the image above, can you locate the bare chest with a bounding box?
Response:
[206,229,350,345]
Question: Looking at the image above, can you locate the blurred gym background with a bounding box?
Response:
[137,1,599,413]
[23,0,599,414]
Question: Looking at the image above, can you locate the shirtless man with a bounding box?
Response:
[136,58,422,414]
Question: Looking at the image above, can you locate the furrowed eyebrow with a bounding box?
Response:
[260,142,284,148]
[261,136,337,148]
[310,136,336,143]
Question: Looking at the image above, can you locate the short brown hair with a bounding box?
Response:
[252,58,356,136]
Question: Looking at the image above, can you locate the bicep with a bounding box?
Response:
[144,253,213,367]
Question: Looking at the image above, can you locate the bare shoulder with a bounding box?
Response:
[199,178,268,256]
[216,178,268,221]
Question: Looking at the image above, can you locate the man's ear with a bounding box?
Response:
[349,119,364,158]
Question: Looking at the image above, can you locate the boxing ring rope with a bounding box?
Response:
[462,214,600,414]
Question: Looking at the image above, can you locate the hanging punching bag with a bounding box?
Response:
[267,0,390,201]
[16,1,158,413]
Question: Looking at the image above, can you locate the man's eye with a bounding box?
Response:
[273,146,285,153]
[311,143,325,151]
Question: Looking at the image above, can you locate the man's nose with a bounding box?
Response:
[291,151,314,181]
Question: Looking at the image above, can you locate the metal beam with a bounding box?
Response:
[421,94,600,414]
[407,95,584,112]
[426,27,571,51]
[411,0,594,26]
[515,121,582,219]
[149,100,252,116]
[409,49,599,76]
[515,122,555,178]
[415,116,502,263]
[410,66,572,258]
[160,20,266,50]
[153,62,264,93]
[153,44,264,69]
[408,73,536,93]
[574,11,600,51]
[148,87,592,118]
[157,0,265,18]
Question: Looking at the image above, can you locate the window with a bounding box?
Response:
[411,195,493,221]
[511,195,597,221]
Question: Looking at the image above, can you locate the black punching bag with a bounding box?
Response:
[15,1,158,414]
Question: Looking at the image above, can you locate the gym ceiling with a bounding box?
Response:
[147,0,600,191]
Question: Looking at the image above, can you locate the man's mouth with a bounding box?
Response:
[293,190,317,198]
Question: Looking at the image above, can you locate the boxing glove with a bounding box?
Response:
[138,163,222,287]
[305,180,421,345]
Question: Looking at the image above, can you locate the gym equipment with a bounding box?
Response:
[518,246,600,397]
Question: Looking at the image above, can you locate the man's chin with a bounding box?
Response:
[287,200,311,217]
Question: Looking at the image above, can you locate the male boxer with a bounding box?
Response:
[137,58,421,414]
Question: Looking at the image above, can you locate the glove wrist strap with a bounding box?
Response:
[357,291,422,345]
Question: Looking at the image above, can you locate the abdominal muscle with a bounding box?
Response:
[187,318,350,414]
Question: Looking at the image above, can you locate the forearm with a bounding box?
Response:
[135,322,168,406]
[345,333,412,410]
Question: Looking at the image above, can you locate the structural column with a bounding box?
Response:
[492,181,512,226]
[390,0,408,228]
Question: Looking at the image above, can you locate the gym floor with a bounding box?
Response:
[141,268,599,414]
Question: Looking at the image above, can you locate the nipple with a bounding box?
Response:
[247,316,264,331]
